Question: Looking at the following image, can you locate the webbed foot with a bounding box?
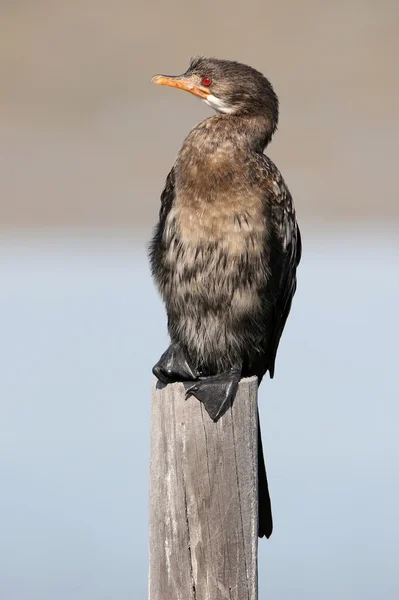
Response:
[153,343,199,385]
[185,366,242,421]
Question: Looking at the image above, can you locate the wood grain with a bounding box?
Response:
[148,376,259,600]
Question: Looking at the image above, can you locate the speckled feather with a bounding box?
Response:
[150,110,301,380]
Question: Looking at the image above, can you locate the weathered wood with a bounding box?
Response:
[148,376,259,600]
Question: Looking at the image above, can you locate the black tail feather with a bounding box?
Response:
[258,413,273,538]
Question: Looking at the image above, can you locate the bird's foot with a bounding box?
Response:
[185,366,242,422]
[152,343,199,385]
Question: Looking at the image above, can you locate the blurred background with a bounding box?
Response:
[1,1,398,598]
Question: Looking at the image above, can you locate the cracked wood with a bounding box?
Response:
[148,377,259,600]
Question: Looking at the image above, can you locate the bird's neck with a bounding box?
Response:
[183,113,274,156]
[175,114,273,198]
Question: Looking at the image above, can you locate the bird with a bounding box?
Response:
[149,57,301,539]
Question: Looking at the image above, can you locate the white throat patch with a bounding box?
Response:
[203,94,235,114]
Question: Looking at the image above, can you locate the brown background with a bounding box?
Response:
[1,0,398,231]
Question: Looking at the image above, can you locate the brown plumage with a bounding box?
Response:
[149,57,301,539]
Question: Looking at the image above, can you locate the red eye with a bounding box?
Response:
[202,77,212,86]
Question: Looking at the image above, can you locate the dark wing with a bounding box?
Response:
[262,170,301,379]
[148,168,176,281]
[158,168,176,224]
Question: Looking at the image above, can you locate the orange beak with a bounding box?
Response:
[151,75,210,100]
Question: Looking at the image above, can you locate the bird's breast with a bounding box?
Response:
[165,187,267,259]
[171,146,267,251]
[160,183,270,318]
[158,133,271,316]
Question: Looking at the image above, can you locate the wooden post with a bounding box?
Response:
[148,376,259,600]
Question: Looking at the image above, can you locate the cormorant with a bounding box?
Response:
[149,57,301,539]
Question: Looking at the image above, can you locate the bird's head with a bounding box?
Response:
[152,56,279,133]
